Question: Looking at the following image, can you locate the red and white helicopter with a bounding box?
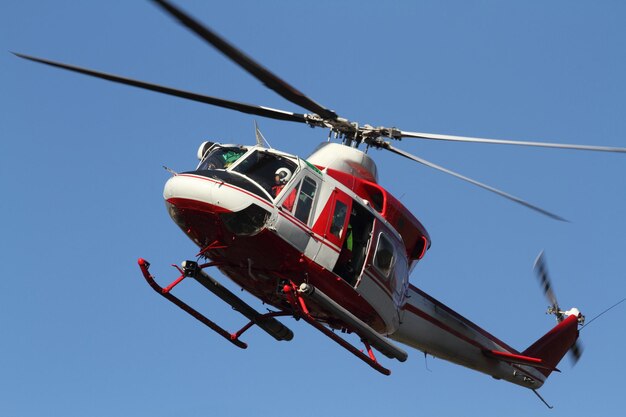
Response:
[15,0,626,405]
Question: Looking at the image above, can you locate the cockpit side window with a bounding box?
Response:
[198,145,247,171]
[293,176,317,225]
[233,150,298,197]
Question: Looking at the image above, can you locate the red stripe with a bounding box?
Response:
[487,350,543,365]
[402,301,544,382]
[362,271,394,302]
[166,197,230,213]
[403,303,485,351]
[278,209,341,254]
[409,284,520,354]
[179,173,274,209]
[179,174,341,254]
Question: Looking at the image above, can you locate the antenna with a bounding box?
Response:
[254,121,271,148]
[581,297,626,331]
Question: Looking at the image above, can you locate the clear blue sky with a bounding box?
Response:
[2,1,625,416]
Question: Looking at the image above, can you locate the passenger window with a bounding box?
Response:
[330,200,348,238]
[374,233,395,278]
[294,177,317,225]
[393,255,408,302]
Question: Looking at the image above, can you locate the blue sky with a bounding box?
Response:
[2,1,625,416]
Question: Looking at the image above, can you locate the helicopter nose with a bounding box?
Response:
[163,173,219,211]
[163,171,270,214]
[163,171,273,239]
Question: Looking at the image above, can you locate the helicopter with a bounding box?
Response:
[13,0,626,404]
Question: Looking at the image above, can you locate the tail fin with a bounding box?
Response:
[522,314,580,377]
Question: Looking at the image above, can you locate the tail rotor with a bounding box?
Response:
[533,251,585,364]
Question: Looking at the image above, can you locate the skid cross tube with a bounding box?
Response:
[298,283,408,362]
[138,258,247,348]
[282,282,392,376]
[187,261,294,342]
[138,258,293,348]
[232,311,292,341]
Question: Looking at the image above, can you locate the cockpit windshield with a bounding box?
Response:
[232,150,298,199]
[198,145,247,171]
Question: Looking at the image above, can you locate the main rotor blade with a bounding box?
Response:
[533,251,560,311]
[13,52,308,124]
[384,144,567,221]
[151,0,339,121]
[399,130,626,153]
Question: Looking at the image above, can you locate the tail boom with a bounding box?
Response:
[390,285,580,388]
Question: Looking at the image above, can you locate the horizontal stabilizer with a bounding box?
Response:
[484,349,559,372]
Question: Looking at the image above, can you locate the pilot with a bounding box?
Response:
[272,167,292,197]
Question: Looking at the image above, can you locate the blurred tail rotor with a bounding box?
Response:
[533,251,585,364]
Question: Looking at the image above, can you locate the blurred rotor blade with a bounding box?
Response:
[151,0,339,121]
[533,251,560,312]
[384,144,567,221]
[399,130,626,153]
[569,340,584,365]
[13,52,308,124]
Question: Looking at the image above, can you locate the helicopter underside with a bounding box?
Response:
[160,195,564,387]
[165,196,386,332]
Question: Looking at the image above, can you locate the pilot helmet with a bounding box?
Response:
[274,167,292,184]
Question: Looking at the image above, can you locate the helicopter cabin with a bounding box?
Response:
[194,142,429,269]
[305,143,430,269]
[188,142,427,333]
[322,168,430,266]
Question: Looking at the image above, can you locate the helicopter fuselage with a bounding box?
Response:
[165,142,419,333]
[161,141,567,388]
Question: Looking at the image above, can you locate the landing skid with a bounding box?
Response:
[282,282,394,375]
[138,258,293,348]
[138,258,401,375]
